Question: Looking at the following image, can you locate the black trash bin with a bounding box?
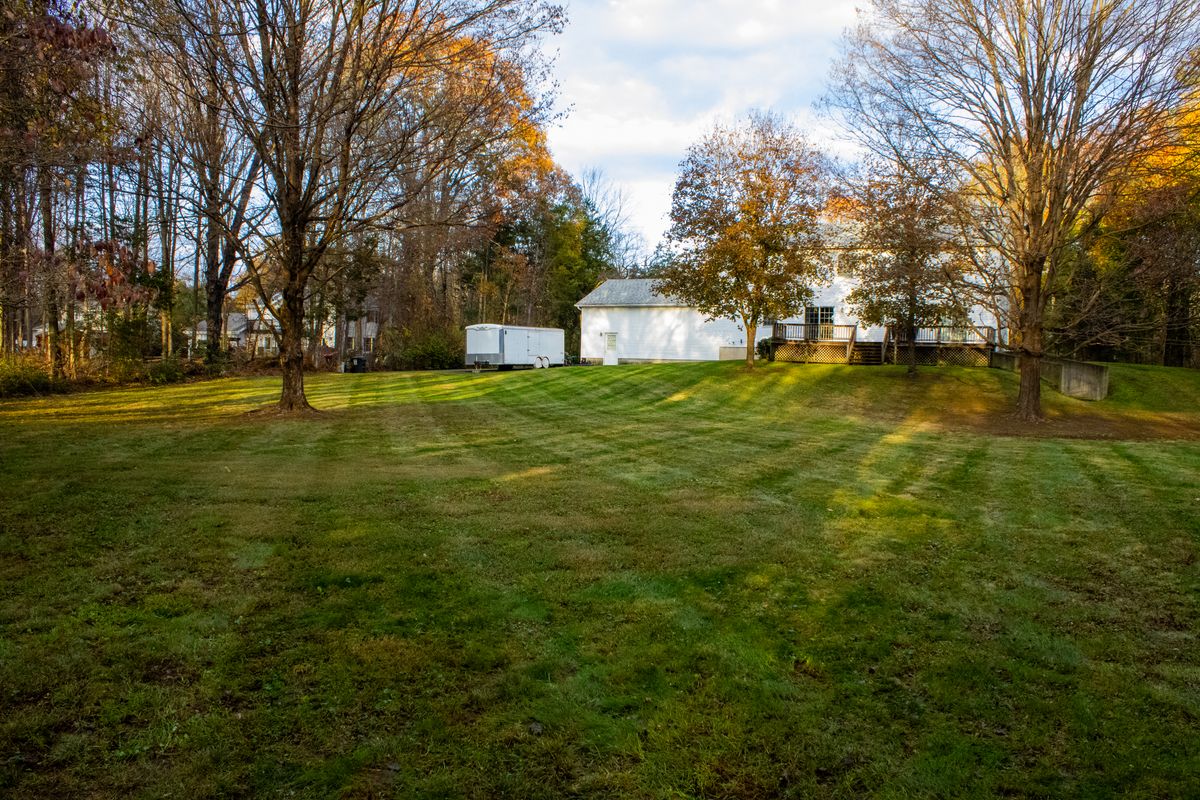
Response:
[344,356,368,373]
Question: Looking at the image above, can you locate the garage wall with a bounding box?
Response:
[579,307,764,362]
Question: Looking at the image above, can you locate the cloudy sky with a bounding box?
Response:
[544,0,861,254]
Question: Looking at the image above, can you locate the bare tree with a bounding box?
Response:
[153,0,562,411]
[178,67,264,364]
[655,112,829,368]
[579,167,645,276]
[829,0,1200,420]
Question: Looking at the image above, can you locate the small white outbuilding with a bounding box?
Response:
[576,278,762,364]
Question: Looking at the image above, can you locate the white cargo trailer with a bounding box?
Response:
[465,324,565,369]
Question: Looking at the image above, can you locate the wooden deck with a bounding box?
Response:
[770,324,1000,366]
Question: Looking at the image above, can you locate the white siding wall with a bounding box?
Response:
[802,276,889,342]
[580,307,764,362]
[802,276,999,341]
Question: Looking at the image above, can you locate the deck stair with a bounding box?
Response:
[849,341,884,365]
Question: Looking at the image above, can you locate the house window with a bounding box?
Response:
[805,306,834,325]
[805,306,835,339]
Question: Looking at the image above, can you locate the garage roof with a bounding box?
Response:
[575,278,689,308]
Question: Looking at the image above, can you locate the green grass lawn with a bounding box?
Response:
[1,362,1198,798]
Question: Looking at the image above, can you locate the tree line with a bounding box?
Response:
[0,0,639,408]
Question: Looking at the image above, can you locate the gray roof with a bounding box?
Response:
[575,278,688,309]
[196,312,249,337]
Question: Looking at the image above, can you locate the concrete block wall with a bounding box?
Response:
[989,350,1110,400]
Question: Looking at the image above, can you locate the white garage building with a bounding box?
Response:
[577,279,743,363]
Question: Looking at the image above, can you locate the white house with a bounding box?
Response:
[576,277,1001,365]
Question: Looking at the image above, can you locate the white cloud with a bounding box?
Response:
[546,0,861,250]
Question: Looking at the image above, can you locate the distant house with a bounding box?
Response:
[339,310,380,356]
[193,311,279,356]
[576,277,1002,366]
[190,305,379,360]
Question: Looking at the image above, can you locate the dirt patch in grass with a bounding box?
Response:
[243,403,324,419]
[858,369,1200,441]
[914,401,1200,441]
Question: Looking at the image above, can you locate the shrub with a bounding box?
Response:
[147,356,186,385]
[0,355,57,398]
[756,338,774,362]
[105,358,150,385]
[106,311,155,361]
[377,327,464,371]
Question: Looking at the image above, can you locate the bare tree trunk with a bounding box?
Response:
[906,287,917,377]
[0,178,11,354]
[67,169,85,378]
[204,209,224,362]
[744,319,756,367]
[191,240,200,357]
[162,310,172,356]
[206,284,224,362]
[906,320,916,376]
[335,277,346,362]
[1016,257,1045,421]
[306,281,324,366]
[17,190,28,352]
[1163,275,1191,368]
[158,162,176,358]
[278,278,312,412]
[1017,340,1043,420]
[40,170,63,379]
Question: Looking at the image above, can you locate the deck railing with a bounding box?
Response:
[772,322,857,342]
[894,326,996,346]
[773,323,999,346]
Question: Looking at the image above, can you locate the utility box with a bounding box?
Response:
[465,324,565,369]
